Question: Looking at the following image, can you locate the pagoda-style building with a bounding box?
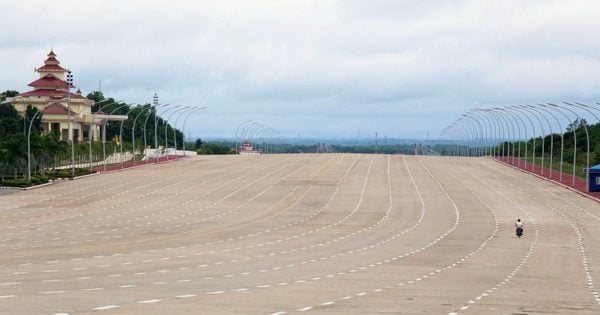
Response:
[8,50,122,142]
[238,140,261,155]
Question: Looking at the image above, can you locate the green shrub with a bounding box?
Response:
[1,176,49,187]
[1,178,30,187]
[47,168,95,179]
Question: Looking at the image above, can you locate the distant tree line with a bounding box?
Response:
[432,119,600,178]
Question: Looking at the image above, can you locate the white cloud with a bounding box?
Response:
[1,0,600,139]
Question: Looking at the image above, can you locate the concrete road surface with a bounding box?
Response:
[0,154,599,314]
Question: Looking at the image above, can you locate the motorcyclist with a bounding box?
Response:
[515,218,524,238]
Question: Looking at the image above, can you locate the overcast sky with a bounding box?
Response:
[2,0,600,140]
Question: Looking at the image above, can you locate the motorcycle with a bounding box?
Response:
[516,227,523,238]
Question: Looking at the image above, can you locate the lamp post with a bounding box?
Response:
[255,127,270,154]
[132,106,151,166]
[509,106,537,172]
[531,105,563,181]
[180,107,207,155]
[490,108,517,164]
[88,99,117,171]
[474,109,499,157]
[172,107,195,155]
[468,110,493,156]
[479,109,506,157]
[27,98,69,182]
[563,102,600,192]
[158,105,183,161]
[153,103,181,162]
[452,125,470,157]
[164,106,190,160]
[456,118,477,156]
[518,105,549,176]
[550,103,591,190]
[239,121,259,154]
[246,122,264,152]
[497,108,524,167]
[443,126,464,157]
[153,94,159,163]
[462,113,485,156]
[512,105,544,174]
[501,107,528,169]
[540,104,578,186]
[457,121,476,156]
[102,104,129,171]
[143,103,170,164]
[450,122,472,156]
[27,110,43,183]
[439,128,453,156]
[263,128,279,154]
[247,123,266,153]
[118,104,137,168]
[65,70,75,177]
[235,120,254,154]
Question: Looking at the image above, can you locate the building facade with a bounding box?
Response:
[8,50,124,143]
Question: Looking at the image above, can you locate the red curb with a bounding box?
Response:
[95,155,188,174]
[491,157,600,203]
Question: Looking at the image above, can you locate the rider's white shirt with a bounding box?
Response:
[515,221,524,228]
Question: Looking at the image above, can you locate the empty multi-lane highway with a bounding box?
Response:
[0,154,599,314]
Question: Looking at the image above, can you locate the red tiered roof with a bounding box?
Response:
[35,49,65,72]
[18,49,87,102]
[44,56,59,64]
[36,63,65,72]
[27,75,69,89]
[19,89,86,99]
[41,102,72,115]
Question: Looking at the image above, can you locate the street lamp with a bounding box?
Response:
[153,94,160,163]
[27,110,43,183]
[90,100,124,171]
[550,103,591,190]
[164,106,190,161]
[235,120,254,154]
[512,105,543,174]
[239,121,261,153]
[27,98,68,182]
[501,107,528,169]
[65,70,75,177]
[531,105,563,181]
[102,103,129,171]
[131,106,152,166]
[180,107,207,155]
[474,109,499,157]
[143,103,170,164]
[462,113,485,156]
[540,104,578,186]
[118,103,137,168]
[510,106,538,171]
[563,102,600,192]
[489,108,517,164]
[456,121,476,156]
[156,105,182,161]
[172,107,195,155]
[478,109,506,157]
[518,105,549,176]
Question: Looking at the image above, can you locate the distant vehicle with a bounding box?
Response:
[515,218,524,238]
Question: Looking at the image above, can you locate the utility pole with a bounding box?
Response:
[153,93,159,163]
[66,70,75,177]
